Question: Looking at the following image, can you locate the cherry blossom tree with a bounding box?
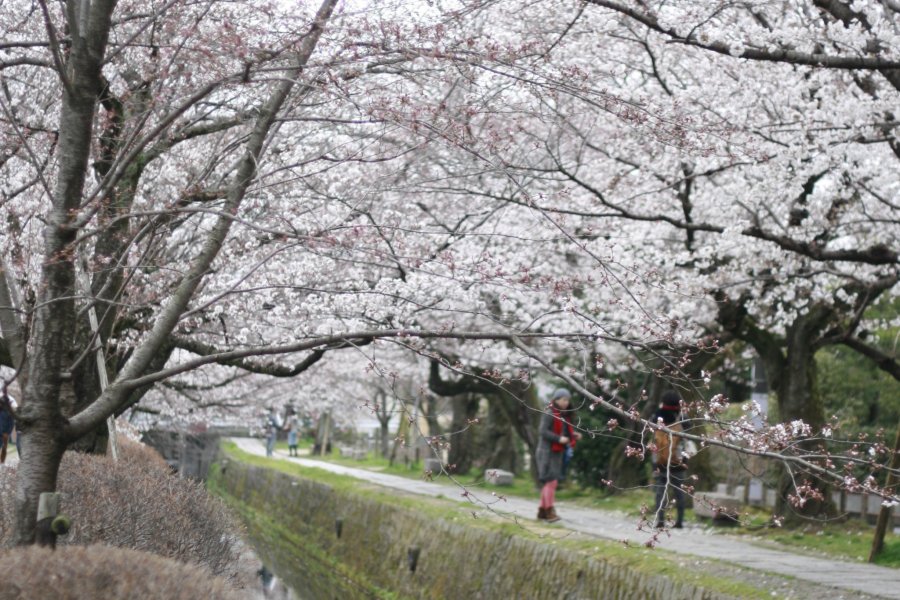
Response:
[0,0,360,543]
[466,0,900,517]
[0,0,655,544]
[0,0,897,546]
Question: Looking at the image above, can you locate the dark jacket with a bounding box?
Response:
[535,406,574,483]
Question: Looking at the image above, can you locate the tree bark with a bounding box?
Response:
[446,394,480,474]
[481,398,520,475]
[13,417,65,545]
[493,381,541,482]
[716,293,836,520]
[14,0,118,545]
[374,391,391,458]
[769,309,834,521]
[0,260,27,382]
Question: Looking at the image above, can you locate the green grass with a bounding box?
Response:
[274,436,314,451]
[324,450,435,478]
[742,520,900,568]
[219,442,468,521]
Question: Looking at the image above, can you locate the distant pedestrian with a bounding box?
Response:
[536,388,581,523]
[264,408,280,457]
[0,393,17,465]
[652,391,687,529]
[284,407,300,457]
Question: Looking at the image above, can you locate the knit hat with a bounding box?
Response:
[660,391,681,410]
[551,388,571,401]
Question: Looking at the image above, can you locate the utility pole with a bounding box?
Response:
[76,260,118,460]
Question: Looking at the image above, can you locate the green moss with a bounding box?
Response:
[209,458,405,599]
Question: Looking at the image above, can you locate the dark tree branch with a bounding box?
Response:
[818,274,899,350]
[743,226,898,265]
[428,358,496,396]
[840,337,900,381]
[560,163,898,265]
[714,291,786,389]
[811,0,900,91]
[171,335,370,377]
[0,57,53,70]
[677,162,694,251]
[36,0,73,95]
[585,0,900,71]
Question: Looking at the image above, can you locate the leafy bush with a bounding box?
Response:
[0,544,241,600]
[0,439,240,581]
[567,406,624,489]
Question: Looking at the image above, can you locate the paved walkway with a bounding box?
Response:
[230,438,900,599]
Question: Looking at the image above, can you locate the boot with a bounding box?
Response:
[545,507,561,523]
[537,507,547,520]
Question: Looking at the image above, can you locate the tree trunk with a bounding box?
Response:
[776,321,825,430]
[493,382,541,483]
[389,408,410,467]
[420,393,442,437]
[772,312,834,521]
[374,390,391,458]
[446,394,480,474]
[378,416,391,459]
[717,294,835,520]
[481,399,520,475]
[13,423,64,545]
[12,0,118,543]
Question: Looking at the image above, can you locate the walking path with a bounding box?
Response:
[230,438,900,599]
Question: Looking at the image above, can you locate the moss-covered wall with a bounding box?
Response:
[210,458,737,600]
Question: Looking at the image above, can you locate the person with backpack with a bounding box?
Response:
[0,393,18,465]
[652,391,688,529]
[536,388,581,523]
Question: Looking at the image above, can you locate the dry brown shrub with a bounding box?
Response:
[0,439,240,581]
[116,436,172,471]
[0,544,242,600]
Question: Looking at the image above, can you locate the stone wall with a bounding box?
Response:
[210,458,740,600]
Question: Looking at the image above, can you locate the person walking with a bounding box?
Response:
[284,407,300,457]
[652,391,688,529]
[536,388,580,523]
[264,408,280,458]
